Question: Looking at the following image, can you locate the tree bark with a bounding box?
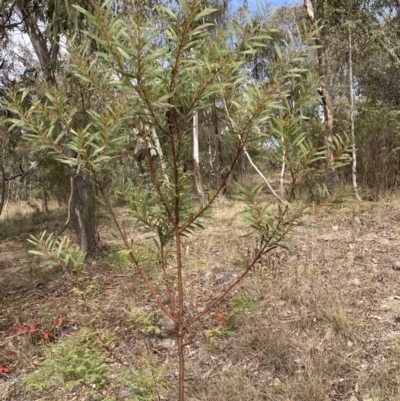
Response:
[19,6,57,87]
[151,128,169,183]
[393,156,400,188]
[348,24,361,201]
[211,100,225,190]
[304,0,337,189]
[193,112,206,207]
[42,186,49,213]
[72,174,97,254]
[0,163,5,217]
[280,147,286,199]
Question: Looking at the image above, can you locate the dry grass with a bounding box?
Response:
[0,200,65,242]
[1,192,400,400]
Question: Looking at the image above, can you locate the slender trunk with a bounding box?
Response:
[151,128,169,182]
[317,59,334,136]
[280,147,286,199]
[206,126,213,170]
[393,156,400,188]
[211,102,224,189]
[304,0,337,189]
[175,230,185,401]
[217,134,224,191]
[42,186,49,213]
[19,8,57,87]
[72,174,97,254]
[240,151,245,178]
[193,112,206,207]
[170,109,186,400]
[0,163,5,217]
[348,24,361,201]
[244,148,286,205]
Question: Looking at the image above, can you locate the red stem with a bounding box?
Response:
[92,171,177,325]
[160,243,176,317]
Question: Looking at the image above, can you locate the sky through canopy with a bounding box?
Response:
[231,0,301,12]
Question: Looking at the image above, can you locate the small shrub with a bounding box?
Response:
[127,303,162,335]
[120,355,167,400]
[23,328,110,395]
[23,327,167,400]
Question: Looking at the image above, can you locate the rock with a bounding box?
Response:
[378,237,390,245]
[203,271,234,287]
[215,272,233,285]
[159,338,174,348]
[323,249,340,261]
[160,311,177,333]
[272,377,282,387]
[350,278,361,286]
[393,261,400,271]
[203,271,216,288]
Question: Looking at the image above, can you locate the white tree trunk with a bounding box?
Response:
[280,148,286,199]
[193,112,206,206]
[243,148,286,205]
[151,128,169,183]
[304,0,337,189]
[349,24,361,201]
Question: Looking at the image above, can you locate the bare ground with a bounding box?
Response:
[1,196,400,401]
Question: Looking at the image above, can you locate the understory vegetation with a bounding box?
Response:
[1,191,400,400]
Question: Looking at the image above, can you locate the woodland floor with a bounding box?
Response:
[1,189,400,400]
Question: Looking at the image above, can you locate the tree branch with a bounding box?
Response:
[243,147,287,205]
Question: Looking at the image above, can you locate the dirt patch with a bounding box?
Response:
[0,241,29,269]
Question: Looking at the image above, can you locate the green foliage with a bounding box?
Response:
[120,355,167,401]
[120,168,206,246]
[103,247,134,273]
[2,2,353,399]
[354,101,400,193]
[232,60,351,253]
[234,183,280,239]
[27,231,86,273]
[4,0,351,303]
[205,295,257,339]
[127,302,162,335]
[268,74,352,192]
[204,326,226,342]
[234,181,301,253]
[23,327,166,400]
[23,328,109,394]
[225,294,255,331]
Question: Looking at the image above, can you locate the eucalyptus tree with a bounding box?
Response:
[5,0,351,399]
[305,0,366,198]
[1,0,158,252]
[0,0,97,252]
[302,0,342,192]
[316,0,400,192]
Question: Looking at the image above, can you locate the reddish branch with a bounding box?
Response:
[91,170,178,326]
